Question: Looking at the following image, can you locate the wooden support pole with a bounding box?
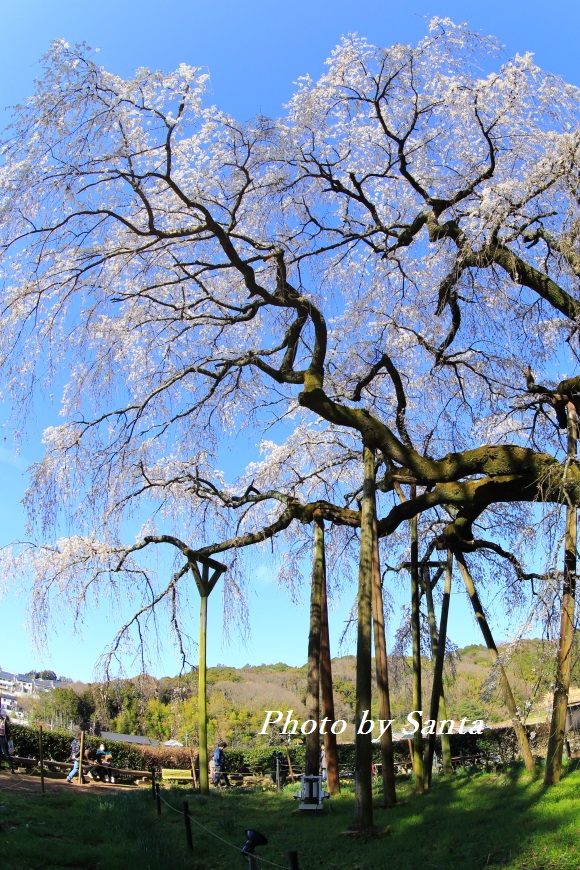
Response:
[77,730,85,785]
[198,590,209,794]
[182,800,193,852]
[455,552,535,773]
[39,724,45,794]
[189,556,226,796]
[320,526,340,795]
[439,554,453,776]
[393,479,424,791]
[190,750,198,789]
[545,400,578,785]
[306,515,323,776]
[353,445,375,830]
[285,747,295,784]
[372,515,396,806]
[409,493,424,792]
[423,554,453,784]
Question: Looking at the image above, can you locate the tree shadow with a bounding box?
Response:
[365,767,580,869]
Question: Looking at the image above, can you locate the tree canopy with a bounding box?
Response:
[1,19,580,666]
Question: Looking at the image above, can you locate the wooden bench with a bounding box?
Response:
[236,774,270,786]
[40,759,90,777]
[97,766,153,783]
[161,768,194,783]
[41,759,94,778]
[375,761,414,776]
[6,756,151,784]
[450,754,500,771]
[8,758,76,777]
[38,759,70,776]
[10,755,37,772]
[160,768,280,788]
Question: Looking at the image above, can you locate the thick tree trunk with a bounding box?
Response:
[319,516,340,794]
[372,515,397,806]
[436,692,453,776]
[423,552,453,784]
[409,490,425,792]
[455,552,535,773]
[353,445,375,830]
[545,401,578,785]
[306,515,324,776]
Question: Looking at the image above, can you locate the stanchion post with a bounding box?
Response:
[288,850,300,869]
[182,800,193,852]
[156,783,161,815]
[151,769,156,799]
[39,724,45,794]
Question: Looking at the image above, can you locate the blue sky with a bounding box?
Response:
[0,0,577,682]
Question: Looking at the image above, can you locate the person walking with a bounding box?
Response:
[320,744,327,782]
[212,741,231,788]
[66,731,85,783]
[0,708,15,773]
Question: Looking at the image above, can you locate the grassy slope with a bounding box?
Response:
[1,765,579,869]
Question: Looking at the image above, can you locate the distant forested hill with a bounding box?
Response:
[22,638,580,745]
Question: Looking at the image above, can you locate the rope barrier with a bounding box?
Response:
[0,778,37,793]
[155,787,289,868]
[0,766,293,869]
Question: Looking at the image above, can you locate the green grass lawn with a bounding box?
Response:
[1,764,579,869]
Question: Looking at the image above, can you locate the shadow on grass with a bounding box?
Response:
[364,764,580,870]
[0,785,195,870]
[2,766,579,870]
[175,764,580,870]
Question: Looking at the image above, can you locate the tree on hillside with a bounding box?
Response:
[3,21,580,822]
[27,686,91,728]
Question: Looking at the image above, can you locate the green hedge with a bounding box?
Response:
[10,724,145,770]
[432,723,549,762]
[226,724,545,774]
[9,722,544,776]
[11,725,202,774]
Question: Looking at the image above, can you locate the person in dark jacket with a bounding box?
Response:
[85,745,102,780]
[66,731,85,783]
[0,708,15,773]
[93,742,110,781]
[320,745,327,782]
[212,741,230,788]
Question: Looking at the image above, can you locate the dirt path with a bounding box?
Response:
[0,768,148,796]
